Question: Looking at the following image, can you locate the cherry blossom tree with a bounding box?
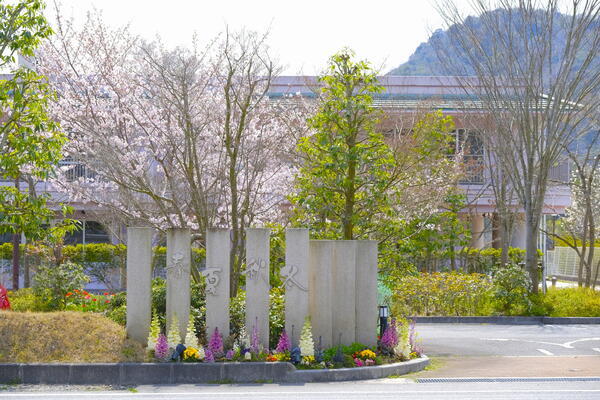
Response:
[40,10,306,294]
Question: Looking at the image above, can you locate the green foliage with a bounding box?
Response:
[380,194,470,279]
[291,49,394,240]
[0,1,75,241]
[5,287,52,312]
[390,272,494,316]
[538,287,600,317]
[32,261,90,310]
[0,0,54,67]
[491,264,532,315]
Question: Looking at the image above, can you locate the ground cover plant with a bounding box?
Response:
[0,311,144,362]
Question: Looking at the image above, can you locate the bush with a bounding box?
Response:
[6,288,53,312]
[540,288,600,317]
[0,311,144,362]
[491,264,532,315]
[32,262,90,310]
[390,272,493,316]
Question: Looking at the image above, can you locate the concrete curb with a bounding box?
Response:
[411,316,600,324]
[0,357,429,385]
[285,356,429,382]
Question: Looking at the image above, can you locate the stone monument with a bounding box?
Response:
[245,228,270,349]
[125,227,153,344]
[204,228,231,337]
[355,240,378,347]
[282,228,310,347]
[166,228,191,340]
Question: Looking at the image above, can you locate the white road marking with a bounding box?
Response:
[482,337,600,349]
[537,348,554,356]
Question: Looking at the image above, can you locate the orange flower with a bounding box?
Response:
[66,292,73,297]
[82,304,86,307]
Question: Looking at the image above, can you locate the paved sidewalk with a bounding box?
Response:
[412,356,600,378]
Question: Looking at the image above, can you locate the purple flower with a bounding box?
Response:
[208,327,223,357]
[204,348,215,363]
[250,320,260,354]
[409,319,422,356]
[275,330,291,353]
[154,333,169,360]
[225,349,234,360]
[381,319,398,351]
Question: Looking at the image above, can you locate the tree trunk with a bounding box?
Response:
[11,233,20,290]
[524,216,539,294]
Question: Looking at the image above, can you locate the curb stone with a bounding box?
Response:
[0,357,429,385]
[411,316,600,324]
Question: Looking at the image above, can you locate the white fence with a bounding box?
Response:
[546,246,600,279]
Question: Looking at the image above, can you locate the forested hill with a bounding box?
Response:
[387,9,597,76]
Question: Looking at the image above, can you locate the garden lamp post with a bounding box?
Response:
[379,305,389,338]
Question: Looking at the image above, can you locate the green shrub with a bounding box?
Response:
[541,288,600,317]
[32,262,90,310]
[390,272,494,316]
[491,264,532,315]
[6,288,53,312]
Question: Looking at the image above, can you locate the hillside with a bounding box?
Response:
[388,9,597,76]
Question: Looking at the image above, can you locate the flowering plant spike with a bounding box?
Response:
[299,317,314,357]
[275,329,291,353]
[154,334,169,360]
[184,314,199,349]
[208,327,223,357]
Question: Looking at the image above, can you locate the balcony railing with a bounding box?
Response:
[59,159,97,182]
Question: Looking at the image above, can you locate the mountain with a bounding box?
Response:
[387,9,598,76]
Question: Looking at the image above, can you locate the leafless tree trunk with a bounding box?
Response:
[434,0,600,292]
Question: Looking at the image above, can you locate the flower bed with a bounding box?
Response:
[148,315,422,370]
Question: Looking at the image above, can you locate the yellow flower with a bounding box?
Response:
[359,349,377,359]
[183,347,200,360]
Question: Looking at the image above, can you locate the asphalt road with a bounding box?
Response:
[2,380,600,400]
[416,323,600,357]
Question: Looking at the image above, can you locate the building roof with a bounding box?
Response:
[268,75,563,111]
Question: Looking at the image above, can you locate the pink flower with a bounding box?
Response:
[365,359,375,366]
[354,358,364,367]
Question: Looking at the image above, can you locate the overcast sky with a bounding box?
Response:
[50,0,471,75]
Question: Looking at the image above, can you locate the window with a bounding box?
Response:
[451,129,485,184]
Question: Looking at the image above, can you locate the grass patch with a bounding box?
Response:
[208,379,234,384]
[0,311,144,363]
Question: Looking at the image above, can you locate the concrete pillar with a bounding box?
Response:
[245,228,270,349]
[204,228,231,338]
[126,227,153,345]
[355,240,378,347]
[166,228,191,341]
[309,240,334,349]
[470,214,485,249]
[283,228,310,347]
[331,241,357,346]
[511,216,527,249]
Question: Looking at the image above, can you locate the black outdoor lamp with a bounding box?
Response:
[379,305,389,338]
